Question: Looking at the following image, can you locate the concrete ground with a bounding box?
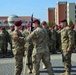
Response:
[0,53,76,75]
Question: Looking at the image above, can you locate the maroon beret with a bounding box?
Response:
[42,21,47,25]
[11,27,15,31]
[33,19,40,24]
[14,20,22,26]
[69,24,75,29]
[1,27,5,30]
[26,22,30,28]
[60,19,67,22]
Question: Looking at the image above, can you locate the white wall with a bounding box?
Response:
[67,3,75,24]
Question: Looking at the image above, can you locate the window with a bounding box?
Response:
[65,15,67,18]
[75,10,76,14]
[75,5,76,9]
[65,11,67,14]
[75,15,76,19]
[0,21,2,24]
[65,7,67,9]
[26,21,28,23]
[9,21,14,23]
[75,20,76,23]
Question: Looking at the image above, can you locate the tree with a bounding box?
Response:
[69,19,73,26]
[47,22,55,27]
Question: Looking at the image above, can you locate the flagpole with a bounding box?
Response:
[30,14,34,31]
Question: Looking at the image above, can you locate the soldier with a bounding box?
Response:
[0,27,10,57]
[60,19,73,75]
[26,19,54,75]
[56,25,62,53]
[22,23,33,74]
[20,26,24,33]
[69,25,76,52]
[51,25,57,54]
[11,20,25,75]
[73,24,76,51]
[41,21,51,69]
[9,26,15,57]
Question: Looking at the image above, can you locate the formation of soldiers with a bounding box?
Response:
[0,18,76,75]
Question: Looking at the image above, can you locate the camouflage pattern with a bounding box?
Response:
[42,28,51,69]
[51,29,57,53]
[26,27,54,75]
[0,30,10,57]
[22,29,33,73]
[8,30,14,56]
[73,26,76,51]
[74,25,76,31]
[60,26,73,73]
[46,28,51,52]
[71,29,76,50]
[56,29,61,52]
[11,30,25,75]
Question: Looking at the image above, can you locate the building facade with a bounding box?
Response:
[0,15,36,28]
[48,1,76,25]
[67,3,76,24]
[48,8,55,23]
[56,1,67,25]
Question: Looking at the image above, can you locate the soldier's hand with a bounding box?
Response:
[67,47,71,52]
[12,34,19,40]
[28,29,32,34]
[25,47,29,53]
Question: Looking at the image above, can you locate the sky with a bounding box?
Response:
[0,0,76,22]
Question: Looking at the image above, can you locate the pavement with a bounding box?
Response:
[0,53,76,75]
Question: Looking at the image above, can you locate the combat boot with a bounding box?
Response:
[28,69,32,74]
[60,71,70,75]
[65,71,70,75]
[43,66,46,69]
[43,64,46,69]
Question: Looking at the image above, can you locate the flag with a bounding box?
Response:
[30,14,34,31]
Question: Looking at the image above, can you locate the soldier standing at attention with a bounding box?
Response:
[0,27,10,57]
[60,19,73,75]
[26,19,54,75]
[51,26,57,54]
[41,21,51,52]
[9,26,15,57]
[11,20,25,75]
[41,21,51,69]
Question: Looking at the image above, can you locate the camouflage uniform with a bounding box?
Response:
[26,27,54,75]
[8,30,14,56]
[51,29,57,54]
[22,29,33,73]
[73,26,76,51]
[0,30,10,57]
[42,28,51,69]
[71,29,76,51]
[56,29,61,52]
[46,28,51,52]
[11,30,25,75]
[60,26,73,75]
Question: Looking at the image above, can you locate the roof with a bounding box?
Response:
[0,16,37,21]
